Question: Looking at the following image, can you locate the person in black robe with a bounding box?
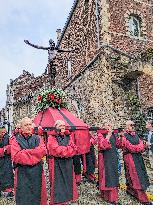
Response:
[47,120,78,205]
[73,154,82,185]
[82,134,97,183]
[122,120,151,205]
[98,122,121,205]
[10,117,47,205]
[0,126,14,197]
[73,134,97,185]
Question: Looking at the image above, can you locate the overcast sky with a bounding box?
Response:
[0,0,74,109]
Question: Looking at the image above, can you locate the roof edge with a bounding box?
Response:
[56,0,79,48]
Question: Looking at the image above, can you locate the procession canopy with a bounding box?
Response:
[34,88,90,154]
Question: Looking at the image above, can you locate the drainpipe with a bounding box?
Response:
[95,0,100,48]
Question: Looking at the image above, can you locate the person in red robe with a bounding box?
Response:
[0,126,14,197]
[10,117,47,205]
[47,120,78,205]
[122,120,151,205]
[98,122,121,205]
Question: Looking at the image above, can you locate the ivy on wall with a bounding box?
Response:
[141,48,153,62]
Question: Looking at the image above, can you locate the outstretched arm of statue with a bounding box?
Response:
[24,40,50,50]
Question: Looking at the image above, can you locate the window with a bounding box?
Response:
[67,60,72,78]
[129,15,141,37]
[147,107,153,120]
[19,107,22,117]
[27,104,31,114]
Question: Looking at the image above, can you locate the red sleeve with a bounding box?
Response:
[90,136,98,145]
[0,138,11,157]
[116,137,123,148]
[10,136,47,166]
[63,135,78,157]
[4,145,11,154]
[47,135,77,158]
[0,148,4,157]
[4,138,11,154]
[98,133,112,150]
[122,137,145,153]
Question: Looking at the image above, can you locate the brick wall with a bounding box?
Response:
[55,0,98,88]
[107,0,153,53]
[53,0,153,125]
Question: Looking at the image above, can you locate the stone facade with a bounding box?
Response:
[139,72,153,114]
[2,70,50,130]
[107,0,153,116]
[65,52,131,127]
[53,0,153,128]
[55,0,98,87]
[0,108,7,124]
[108,0,153,53]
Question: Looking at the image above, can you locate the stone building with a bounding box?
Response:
[1,0,153,129]
[0,108,7,125]
[1,70,50,131]
[54,0,153,127]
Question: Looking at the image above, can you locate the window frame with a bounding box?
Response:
[67,60,72,79]
[129,14,141,38]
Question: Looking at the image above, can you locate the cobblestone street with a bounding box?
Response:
[0,161,152,205]
[0,181,148,205]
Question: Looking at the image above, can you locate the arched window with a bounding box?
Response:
[129,15,141,37]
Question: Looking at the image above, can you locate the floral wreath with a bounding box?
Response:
[36,88,68,111]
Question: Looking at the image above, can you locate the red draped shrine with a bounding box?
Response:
[34,107,90,154]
